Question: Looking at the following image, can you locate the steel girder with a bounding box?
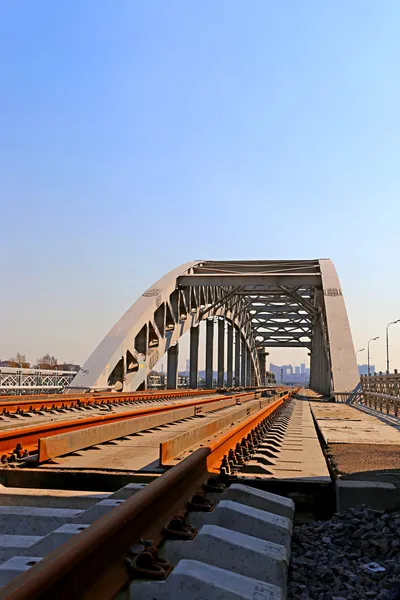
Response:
[71,259,358,394]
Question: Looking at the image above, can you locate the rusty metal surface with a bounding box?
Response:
[0,390,294,600]
[0,388,215,415]
[206,395,289,472]
[160,396,277,465]
[0,391,264,461]
[38,394,266,464]
[0,391,259,460]
[39,405,199,463]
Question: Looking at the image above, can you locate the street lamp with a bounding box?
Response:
[386,319,400,373]
[367,337,379,376]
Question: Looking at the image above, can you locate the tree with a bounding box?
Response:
[8,353,30,368]
[59,362,81,372]
[34,354,58,370]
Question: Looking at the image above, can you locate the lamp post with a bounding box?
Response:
[367,337,379,376]
[386,319,400,374]
[356,348,365,373]
[356,348,365,361]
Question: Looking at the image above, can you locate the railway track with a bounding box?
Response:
[0,391,397,598]
[0,389,273,463]
[0,389,305,599]
[0,389,221,416]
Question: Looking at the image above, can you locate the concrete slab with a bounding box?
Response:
[18,523,90,557]
[0,556,42,587]
[336,480,400,511]
[0,506,82,536]
[188,500,292,551]
[0,535,44,567]
[74,499,125,523]
[310,402,400,444]
[238,401,330,481]
[129,559,282,599]
[110,483,146,500]
[0,485,109,509]
[164,525,288,591]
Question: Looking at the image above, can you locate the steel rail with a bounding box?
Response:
[0,389,217,414]
[0,391,293,600]
[0,391,262,460]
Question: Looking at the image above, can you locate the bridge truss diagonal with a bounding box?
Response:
[70,259,358,395]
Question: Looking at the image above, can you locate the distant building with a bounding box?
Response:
[300,362,306,374]
[358,364,375,376]
[269,363,310,385]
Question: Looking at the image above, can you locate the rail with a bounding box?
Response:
[0,391,293,600]
[0,388,218,415]
[0,390,267,462]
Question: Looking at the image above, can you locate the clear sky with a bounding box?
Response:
[1,1,400,373]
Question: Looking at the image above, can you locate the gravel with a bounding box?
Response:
[328,444,400,476]
[288,506,400,600]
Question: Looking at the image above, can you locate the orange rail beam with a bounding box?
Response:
[0,389,216,414]
[0,391,257,459]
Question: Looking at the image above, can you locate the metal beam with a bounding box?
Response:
[178,274,321,288]
[206,319,214,389]
[167,344,179,389]
[217,319,225,387]
[189,326,199,389]
[241,337,246,386]
[234,327,241,386]
[226,322,233,387]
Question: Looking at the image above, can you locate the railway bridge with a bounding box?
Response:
[71,259,359,396]
[0,259,399,600]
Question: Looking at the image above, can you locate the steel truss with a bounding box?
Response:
[70,259,358,395]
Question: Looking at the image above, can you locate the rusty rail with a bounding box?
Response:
[0,391,294,600]
[0,391,262,461]
[0,388,217,415]
[160,395,282,465]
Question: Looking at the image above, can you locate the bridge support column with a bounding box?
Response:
[310,308,331,395]
[250,357,255,386]
[234,327,241,386]
[189,326,199,389]
[257,349,266,386]
[167,343,179,389]
[246,349,251,386]
[206,319,214,389]
[217,319,225,388]
[241,338,246,387]
[226,322,233,387]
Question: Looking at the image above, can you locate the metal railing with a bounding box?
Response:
[334,372,400,416]
[0,367,78,396]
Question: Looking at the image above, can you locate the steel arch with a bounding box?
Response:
[71,259,358,394]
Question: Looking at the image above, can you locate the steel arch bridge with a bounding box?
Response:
[71,259,358,395]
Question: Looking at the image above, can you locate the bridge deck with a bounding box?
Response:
[310,401,400,488]
[310,402,400,445]
[236,399,330,481]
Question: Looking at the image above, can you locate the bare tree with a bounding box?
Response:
[34,354,58,370]
[8,353,30,368]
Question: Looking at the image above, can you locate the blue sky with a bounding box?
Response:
[1,1,400,372]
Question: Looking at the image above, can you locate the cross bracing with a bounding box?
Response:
[70,259,359,395]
